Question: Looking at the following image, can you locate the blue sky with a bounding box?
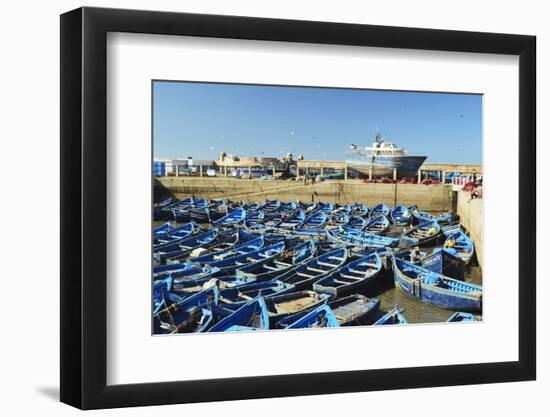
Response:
[153,81,482,164]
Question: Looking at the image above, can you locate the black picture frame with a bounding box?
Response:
[60,6,536,410]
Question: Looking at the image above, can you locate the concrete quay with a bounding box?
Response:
[155,177,456,212]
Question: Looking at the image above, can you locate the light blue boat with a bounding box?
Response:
[442,230,475,264]
[390,204,412,225]
[327,226,399,248]
[370,203,390,218]
[363,215,390,234]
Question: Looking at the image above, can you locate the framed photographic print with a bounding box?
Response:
[60,6,536,410]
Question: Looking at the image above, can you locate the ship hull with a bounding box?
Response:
[346,156,427,179]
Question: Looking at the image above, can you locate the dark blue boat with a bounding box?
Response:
[313,252,383,297]
[244,210,265,228]
[154,229,219,264]
[363,215,390,234]
[208,296,270,332]
[392,256,482,311]
[423,248,465,280]
[277,247,348,291]
[236,241,316,282]
[276,294,380,328]
[373,306,408,325]
[286,304,340,329]
[390,204,412,225]
[370,203,390,218]
[153,286,219,334]
[347,215,368,230]
[209,241,286,275]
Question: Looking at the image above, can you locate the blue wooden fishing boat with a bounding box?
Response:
[423,248,465,280]
[350,203,369,217]
[329,211,350,227]
[186,229,256,261]
[370,203,390,218]
[192,235,264,265]
[154,229,219,264]
[373,306,408,325]
[153,197,176,220]
[390,204,412,225]
[153,286,219,334]
[242,202,260,211]
[276,294,380,328]
[277,247,349,291]
[170,265,221,283]
[209,241,286,275]
[401,220,441,246]
[153,222,198,246]
[263,290,331,325]
[316,202,335,214]
[260,199,281,212]
[277,200,299,215]
[152,277,172,316]
[392,256,482,311]
[236,241,316,282]
[442,230,475,264]
[327,226,399,248]
[300,210,328,229]
[244,210,265,228]
[188,199,213,223]
[394,248,427,264]
[171,275,256,295]
[313,252,383,297]
[363,215,390,234]
[276,209,306,230]
[208,296,270,332]
[153,261,196,277]
[153,221,174,235]
[219,280,295,304]
[212,207,246,226]
[166,197,195,222]
[286,304,340,329]
[411,206,454,226]
[347,215,368,230]
[447,312,482,322]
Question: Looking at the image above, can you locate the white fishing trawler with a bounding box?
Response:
[345,133,427,179]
